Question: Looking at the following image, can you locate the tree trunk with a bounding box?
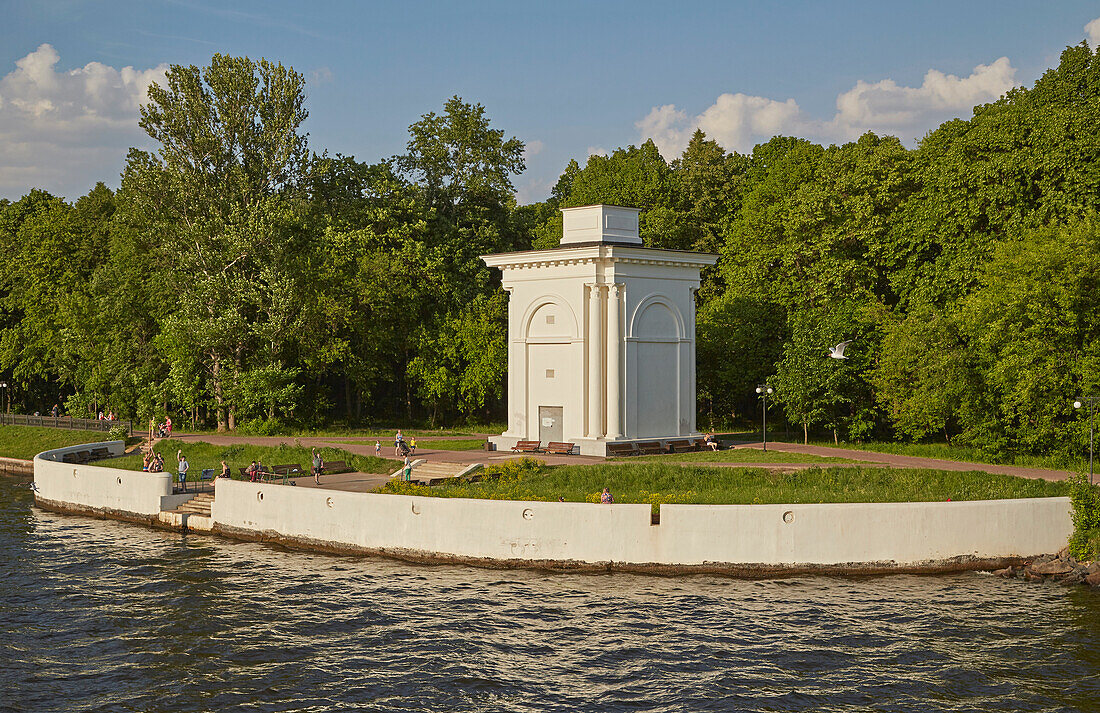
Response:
[344,375,352,421]
[833,428,838,445]
[803,421,808,444]
[213,358,227,432]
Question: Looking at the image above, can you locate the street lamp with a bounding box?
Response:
[0,381,7,418]
[756,384,774,452]
[1075,396,1098,485]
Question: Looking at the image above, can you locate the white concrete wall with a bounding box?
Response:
[654,498,1073,565]
[213,479,656,562]
[34,441,172,517]
[213,477,1072,567]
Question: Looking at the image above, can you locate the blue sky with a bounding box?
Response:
[2,1,1099,203]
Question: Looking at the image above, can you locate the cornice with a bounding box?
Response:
[481,244,718,271]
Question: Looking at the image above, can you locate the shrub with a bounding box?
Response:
[108,424,129,441]
[1068,471,1100,560]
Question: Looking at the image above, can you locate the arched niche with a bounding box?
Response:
[523,296,578,341]
[629,296,685,340]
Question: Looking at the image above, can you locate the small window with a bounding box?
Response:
[545,315,555,325]
[545,369,555,378]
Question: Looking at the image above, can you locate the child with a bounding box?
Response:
[374,440,381,457]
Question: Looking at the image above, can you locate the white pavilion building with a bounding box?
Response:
[482,205,717,456]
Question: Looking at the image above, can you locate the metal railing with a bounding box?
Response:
[0,413,132,436]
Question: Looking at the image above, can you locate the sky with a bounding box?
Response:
[2,1,1100,204]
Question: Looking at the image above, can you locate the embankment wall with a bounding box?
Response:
[32,442,1074,572]
[212,478,1072,570]
[34,441,171,519]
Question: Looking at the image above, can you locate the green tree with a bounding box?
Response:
[122,54,311,430]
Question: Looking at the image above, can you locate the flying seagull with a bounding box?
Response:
[827,340,853,359]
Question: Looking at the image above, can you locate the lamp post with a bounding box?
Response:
[1075,396,1098,485]
[756,384,774,452]
[0,381,7,418]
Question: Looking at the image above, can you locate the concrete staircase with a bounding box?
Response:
[173,491,214,517]
[391,460,483,486]
[157,491,216,532]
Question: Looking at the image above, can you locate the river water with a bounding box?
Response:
[2,481,1099,712]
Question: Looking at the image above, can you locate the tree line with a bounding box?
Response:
[1,45,1098,460]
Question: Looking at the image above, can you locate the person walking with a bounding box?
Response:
[165,416,173,436]
[410,436,417,454]
[177,450,189,492]
[403,454,412,481]
[394,429,404,456]
[311,448,324,485]
[374,440,381,457]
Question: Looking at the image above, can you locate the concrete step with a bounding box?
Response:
[168,492,214,516]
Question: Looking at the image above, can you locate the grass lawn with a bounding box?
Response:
[177,425,499,439]
[378,459,1069,513]
[808,440,1079,471]
[613,449,866,464]
[326,438,487,451]
[108,438,399,482]
[409,438,486,451]
[0,424,126,461]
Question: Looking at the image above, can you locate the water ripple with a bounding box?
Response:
[2,481,1099,712]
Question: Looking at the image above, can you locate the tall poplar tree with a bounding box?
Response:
[121,54,310,430]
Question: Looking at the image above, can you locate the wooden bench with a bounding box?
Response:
[322,460,348,474]
[90,447,111,460]
[606,442,639,457]
[546,442,576,455]
[668,439,699,453]
[636,441,665,455]
[512,440,542,453]
[268,463,304,484]
[239,466,270,482]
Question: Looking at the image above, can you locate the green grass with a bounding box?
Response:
[109,438,399,481]
[378,459,1069,513]
[808,440,1079,471]
[177,424,499,438]
[408,438,486,451]
[614,449,866,464]
[0,424,124,461]
[327,437,487,451]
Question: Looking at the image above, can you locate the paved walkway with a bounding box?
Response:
[737,441,1076,482]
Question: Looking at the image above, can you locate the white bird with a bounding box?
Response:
[827,340,852,359]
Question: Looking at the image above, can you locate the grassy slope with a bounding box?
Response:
[0,425,118,460]
[380,461,1069,511]
[109,439,399,480]
[615,449,865,464]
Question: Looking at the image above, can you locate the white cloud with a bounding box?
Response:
[524,139,545,159]
[1087,17,1100,49]
[830,57,1015,140]
[586,146,608,158]
[637,57,1017,160]
[308,66,334,85]
[0,44,167,199]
